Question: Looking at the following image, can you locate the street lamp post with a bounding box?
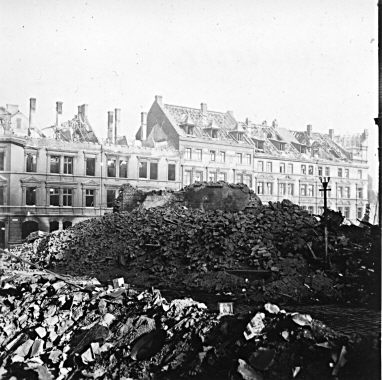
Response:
[319,176,331,265]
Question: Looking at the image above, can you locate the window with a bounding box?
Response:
[257,161,264,172]
[210,150,216,161]
[0,186,4,205]
[236,153,243,164]
[279,183,286,195]
[245,154,251,165]
[49,221,59,232]
[301,165,306,174]
[357,207,363,219]
[194,171,203,182]
[208,171,217,182]
[139,161,148,178]
[308,206,314,215]
[211,130,218,138]
[85,189,95,207]
[195,149,202,161]
[63,156,73,174]
[308,165,314,175]
[236,173,243,183]
[0,152,4,171]
[107,159,116,177]
[318,166,323,176]
[345,169,349,178]
[168,164,176,181]
[287,183,294,195]
[26,187,36,205]
[243,175,252,187]
[318,206,324,214]
[26,154,37,172]
[287,163,293,174]
[357,187,363,199]
[325,167,330,176]
[300,184,307,196]
[338,207,343,215]
[107,190,116,208]
[279,163,285,173]
[308,185,314,197]
[266,162,272,172]
[266,182,273,195]
[220,151,226,163]
[150,162,158,180]
[119,160,128,178]
[86,158,95,176]
[49,188,59,206]
[358,169,362,179]
[338,168,343,177]
[50,156,60,173]
[185,148,192,160]
[184,170,192,185]
[345,187,350,198]
[337,186,343,198]
[257,182,264,195]
[344,207,350,219]
[63,189,72,206]
[217,172,226,181]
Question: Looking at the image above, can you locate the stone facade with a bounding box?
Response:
[137,95,369,223]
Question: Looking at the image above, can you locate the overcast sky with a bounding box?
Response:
[0,0,379,186]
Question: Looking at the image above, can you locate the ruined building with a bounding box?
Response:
[136,95,369,221]
[0,95,369,247]
[0,98,180,247]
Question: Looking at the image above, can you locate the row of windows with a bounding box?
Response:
[183,171,252,187]
[24,187,118,208]
[255,182,364,198]
[300,206,363,219]
[256,161,363,179]
[184,148,252,165]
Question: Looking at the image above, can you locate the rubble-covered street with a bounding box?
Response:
[0,185,380,379]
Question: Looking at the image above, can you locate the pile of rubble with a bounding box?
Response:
[10,196,379,306]
[0,269,380,380]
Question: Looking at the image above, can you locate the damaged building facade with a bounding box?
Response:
[0,95,369,247]
[0,99,181,247]
[137,95,369,222]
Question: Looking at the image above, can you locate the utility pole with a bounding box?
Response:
[319,177,331,266]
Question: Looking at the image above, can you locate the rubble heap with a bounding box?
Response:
[30,200,318,278]
[0,270,380,380]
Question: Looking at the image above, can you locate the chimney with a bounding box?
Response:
[114,108,121,144]
[141,112,147,140]
[329,128,334,139]
[56,101,63,128]
[155,95,163,106]
[29,98,36,132]
[201,103,207,115]
[80,104,88,119]
[307,124,312,136]
[107,111,114,143]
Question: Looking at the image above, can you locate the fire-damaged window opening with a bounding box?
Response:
[106,189,116,208]
[63,156,73,174]
[338,168,343,177]
[26,153,37,172]
[308,165,314,175]
[168,163,176,181]
[0,186,4,205]
[107,159,116,177]
[300,184,307,196]
[210,150,216,161]
[279,163,285,173]
[325,166,330,176]
[257,182,264,194]
[0,152,4,171]
[301,164,306,174]
[318,166,323,176]
[139,161,148,178]
[86,157,95,176]
[119,160,128,178]
[26,187,36,205]
[345,168,349,178]
[150,162,158,180]
[50,155,60,173]
[49,188,59,206]
[63,189,73,206]
[85,189,95,207]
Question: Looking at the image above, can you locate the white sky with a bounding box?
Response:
[0,0,379,187]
